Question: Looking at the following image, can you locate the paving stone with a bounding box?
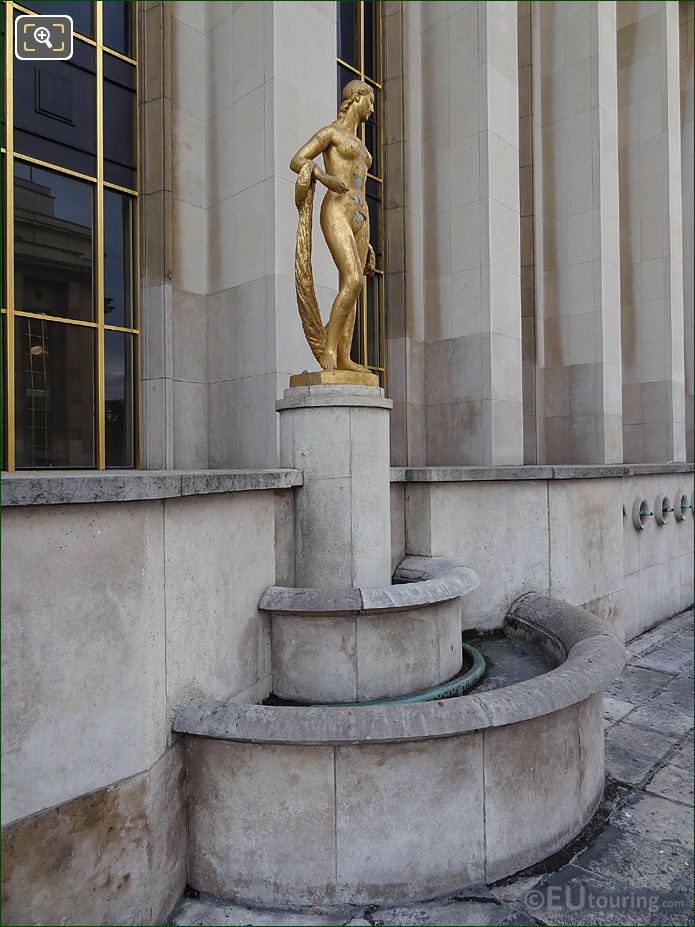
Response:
[371,900,511,926]
[572,825,692,893]
[669,734,694,773]
[603,696,634,728]
[611,792,694,847]
[490,875,543,905]
[171,897,356,926]
[523,863,689,926]
[626,690,693,737]
[604,666,674,705]
[605,721,680,785]
[632,640,695,675]
[646,764,695,806]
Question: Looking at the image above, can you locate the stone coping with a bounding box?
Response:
[258,556,480,615]
[390,463,694,482]
[0,469,304,507]
[174,593,625,746]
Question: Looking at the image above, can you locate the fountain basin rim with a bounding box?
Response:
[259,556,480,615]
[174,594,624,746]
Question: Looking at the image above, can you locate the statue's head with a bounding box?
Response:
[338,80,374,124]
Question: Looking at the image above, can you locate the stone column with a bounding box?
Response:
[618,1,686,463]
[534,1,623,464]
[682,1,694,461]
[277,385,392,589]
[421,1,523,466]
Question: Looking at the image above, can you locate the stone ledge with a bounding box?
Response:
[1,469,304,507]
[258,556,480,615]
[174,595,624,745]
[391,463,694,482]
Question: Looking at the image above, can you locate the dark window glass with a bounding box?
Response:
[104,190,133,328]
[337,0,358,68]
[15,316,95,467]
[366,273,380,368]
[105,330,134,467]
[103,55,136,188]
[1,314,6,470]
[14,31,96,177]
[338,63,358,109]
[103,0,133,57]
[366,175,381,260]
[14,162,94,322]
[363,1,378,79]
[23,1,94,39]
[364,88,379,176]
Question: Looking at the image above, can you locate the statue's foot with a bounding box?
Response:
[319,349,338,370]
[337,355,369,373]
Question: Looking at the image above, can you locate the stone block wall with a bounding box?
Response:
[1,485,289,923]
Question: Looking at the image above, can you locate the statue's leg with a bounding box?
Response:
[320,207,363,371]
[337,223,370,371]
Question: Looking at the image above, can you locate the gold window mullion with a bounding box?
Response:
[95,1,105,469]
[4,2,16,471]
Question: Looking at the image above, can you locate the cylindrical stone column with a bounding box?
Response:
[277,384,392,589]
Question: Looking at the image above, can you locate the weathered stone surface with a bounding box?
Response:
[604,666,674,704]
[0,469,303,507]
[572,825,692,893]
[372,900,512,925]
[188,741,337,906]
[171,894,353,926]
[272,615,358,703]
[612,793,694,848]
[393,463,694,483]
[646,764,694,806]
[605,722,680,785]
[484,705,583,882]
[334,736,485,903]
[1,745,186,926]
[603,696,635,727]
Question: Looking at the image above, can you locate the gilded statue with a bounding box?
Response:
[290,80,376,377]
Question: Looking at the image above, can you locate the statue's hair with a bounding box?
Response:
[336,80,373,122]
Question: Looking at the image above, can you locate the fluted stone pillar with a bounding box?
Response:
[618,1,686,462]
[421,1,523,466]
[533,1,623,464]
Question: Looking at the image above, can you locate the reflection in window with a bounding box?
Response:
[14,162,94,322]
[105,331,134,467]
[15,317,95,468]
[104,191,133,328]
[24,1,94,38]
[103,0,133,57]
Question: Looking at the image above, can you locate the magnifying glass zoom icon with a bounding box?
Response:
[34,25,53,48]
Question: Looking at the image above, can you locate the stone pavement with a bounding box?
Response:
[171,610,694,927]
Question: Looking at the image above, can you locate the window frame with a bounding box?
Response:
[337,0,385,382]
[2,0,140,471]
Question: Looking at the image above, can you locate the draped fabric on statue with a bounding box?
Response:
[294,162,327,363]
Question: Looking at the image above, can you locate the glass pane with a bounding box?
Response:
[364,87,380,176]
[337,1,358,69]
[23,1,94,38]
[104,56,136,188]
[363,1,379,80]
[104,190,134,328]
[103,0,133,57]
[366,175,381,260]
[1,314,6,470]
[366,273,380,368]
[14,32,97,177]
[105,330,134,468]
[15,317,95,468]
[14,162,94,322]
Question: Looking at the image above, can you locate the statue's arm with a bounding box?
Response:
[290,127,348,195]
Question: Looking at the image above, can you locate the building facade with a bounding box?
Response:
[1,2,693,924]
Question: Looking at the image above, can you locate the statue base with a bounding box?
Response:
[289,369,379,388]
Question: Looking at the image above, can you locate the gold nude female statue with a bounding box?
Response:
[290,80,376,377]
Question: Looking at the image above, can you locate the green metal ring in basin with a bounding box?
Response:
[328,642,486,707]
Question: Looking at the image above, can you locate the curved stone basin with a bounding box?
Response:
[174,594,624,907]
[259,556,480,703]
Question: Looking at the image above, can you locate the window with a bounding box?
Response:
[2,1,138,470]
[337,0,384,381]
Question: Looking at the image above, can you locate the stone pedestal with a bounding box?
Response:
[277,384,392,589]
